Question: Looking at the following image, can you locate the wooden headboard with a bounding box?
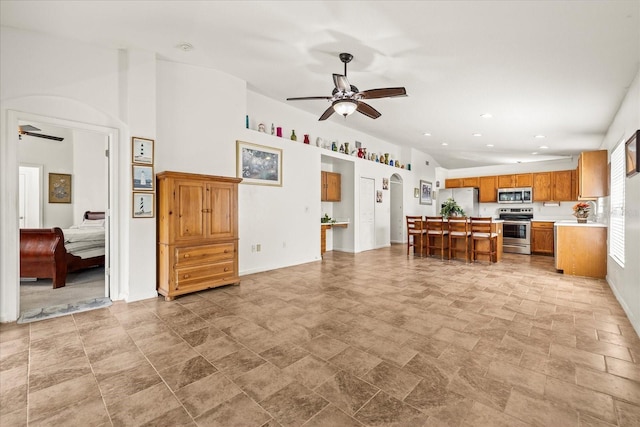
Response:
[84,211,105,220]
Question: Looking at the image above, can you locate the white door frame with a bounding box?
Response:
[18,164,43,228]
[2,109,120,321]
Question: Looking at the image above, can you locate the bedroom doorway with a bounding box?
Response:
[17,119,111,319]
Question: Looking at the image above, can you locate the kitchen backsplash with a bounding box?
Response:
[478,198,608,223]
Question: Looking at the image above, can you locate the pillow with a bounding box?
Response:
[78,219,105,228]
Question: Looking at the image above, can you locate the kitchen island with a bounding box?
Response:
[554,221,607,278]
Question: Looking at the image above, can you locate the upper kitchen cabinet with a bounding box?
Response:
[497,173,533,188]
[577,150,608,200]
[445,177,478,189]
[479,176,498,202]
[321,171,341,202]
[445,178,462,188]
[532,170,575,202]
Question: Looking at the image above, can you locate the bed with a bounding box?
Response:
[20,211,106,289]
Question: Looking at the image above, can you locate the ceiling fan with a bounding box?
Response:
[18,124,64,141]
[287,52,407,121]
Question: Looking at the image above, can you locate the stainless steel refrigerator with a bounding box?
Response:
[436,187,479,217]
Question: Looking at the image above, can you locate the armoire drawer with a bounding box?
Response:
[173,261,236,289]
[174,243,235,266]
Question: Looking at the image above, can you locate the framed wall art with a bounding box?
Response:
[382,177,389,190]
[132,137,154,165]
[625,130,639,178]
[376,190,383,203]
[132,165,154,191]
[420,180,433,205]
[132,192,154,218]
[48,173,72,203]
[236,140,282,186]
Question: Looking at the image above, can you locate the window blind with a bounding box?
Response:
[610,140,625,267]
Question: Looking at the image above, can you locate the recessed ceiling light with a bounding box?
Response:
[539,145,548,149]
[177,42,194,51]
[473,133,482,137]
[480,113,493,119]
[423,132,432,136]
[441,142,448,146]
[486,144,494,147]
[534,134,546,139]
[532,152,538,155]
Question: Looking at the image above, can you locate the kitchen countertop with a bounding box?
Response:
[554,220,607,228]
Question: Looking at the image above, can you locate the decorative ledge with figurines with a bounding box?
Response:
[246,115,412,171]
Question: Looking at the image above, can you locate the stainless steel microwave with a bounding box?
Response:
[497,187,532,203]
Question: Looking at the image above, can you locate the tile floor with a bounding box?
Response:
[1,245,639,426]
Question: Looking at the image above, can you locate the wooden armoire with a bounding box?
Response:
[156,171,241,301]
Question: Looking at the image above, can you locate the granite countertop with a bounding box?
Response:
[554,220,607,228]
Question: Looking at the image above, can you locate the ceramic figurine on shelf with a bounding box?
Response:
[331,141,337,151]
[357,148,364,158]
[258,123,266,133]
[277,127,282,137]
[316,137,322,147]
[344,142,349,154]
[291,130,297,141]
[245,115,249,129]
[339,144,345,153]
[389,159,394,167]
[304,134,310,144]
[271,123,275,135]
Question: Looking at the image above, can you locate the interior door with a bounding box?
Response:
[390,179,403,243]
[18,165,41,228]
[359,177,375,251]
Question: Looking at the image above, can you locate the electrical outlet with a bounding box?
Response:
[256,244,261,252]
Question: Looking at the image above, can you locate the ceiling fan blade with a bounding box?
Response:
[19,125,41,132]
[21,131,64,141]
[333,74,350,92]
[286,96,332,101]
[360,87,407,99]
[356,102,381,119]
[319,106,335,121]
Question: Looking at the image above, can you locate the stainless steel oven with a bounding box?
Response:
[498,207,533,255]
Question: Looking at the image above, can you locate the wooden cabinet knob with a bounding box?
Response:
[184,254,190,258]
[224,267,229,272]
[183,274,190,279]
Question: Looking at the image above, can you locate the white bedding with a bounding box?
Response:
[63,226,105,259]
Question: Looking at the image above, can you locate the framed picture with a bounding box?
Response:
[382,177,389,190]
[132,137,154,165]
[625,130,639,177]
[236,140,282,186]
[414,188,419,198]
[132,165,154,191]
[132,192,154,218]
[420,180,433,205]
[49,173,72,203]
[376,190,383,203]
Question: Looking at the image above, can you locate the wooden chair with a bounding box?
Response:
[406,215,425,257]
[425,216,449,260]
[470,217,498,263]
[448,217,470,262]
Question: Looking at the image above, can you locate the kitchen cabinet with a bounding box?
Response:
[497,173,533,188]
[446,177,477,189]
[531,221,554,255]
[321,171,341,201]
[532,170,575,202]
[445,178,462,188]
[532,172,552,202]
[157,171,241,301]
[555,223,607,278]
[479,176,497,202]
[577,150,608,200]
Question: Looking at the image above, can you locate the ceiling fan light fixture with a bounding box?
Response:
[332,99,358,117]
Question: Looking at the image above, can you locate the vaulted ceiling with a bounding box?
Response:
[2,1,638,168]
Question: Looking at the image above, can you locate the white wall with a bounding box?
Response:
[73,130,107,223]
[601,69,640,336]
[18,135,74,228]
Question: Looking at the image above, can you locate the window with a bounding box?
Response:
[610,140,625,267]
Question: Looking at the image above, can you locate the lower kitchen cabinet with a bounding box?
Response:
[531,221,554,255]
[555,223,607,279]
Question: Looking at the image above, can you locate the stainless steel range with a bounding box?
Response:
[498,207,533,255]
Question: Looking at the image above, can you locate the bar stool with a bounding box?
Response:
[470,217,498,263]
[448,217,470,262]
[425,216,449,260]
[406,216,426,257]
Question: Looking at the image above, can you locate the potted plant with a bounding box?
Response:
[572,202,590,223]
[440,198,465,219]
